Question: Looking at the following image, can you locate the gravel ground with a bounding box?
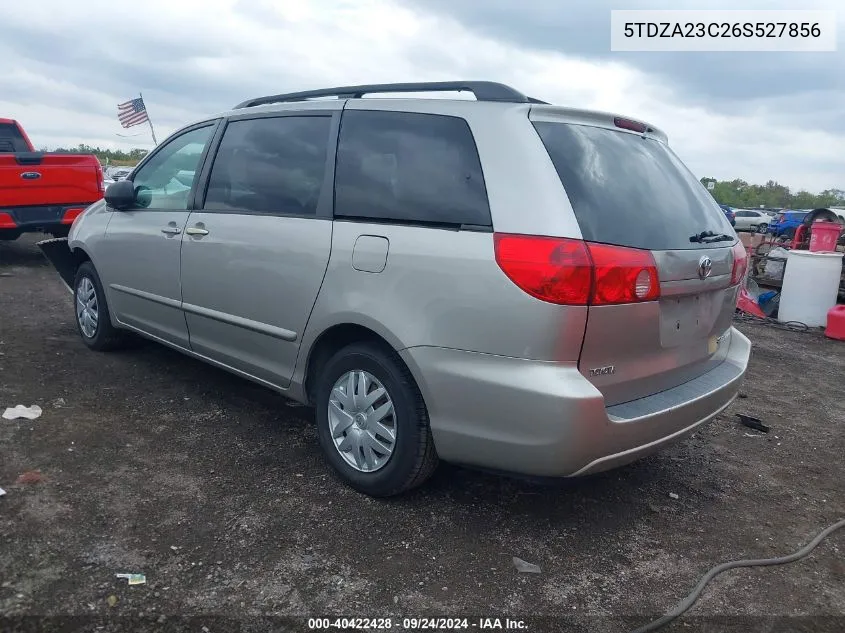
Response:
[1,234,844,633]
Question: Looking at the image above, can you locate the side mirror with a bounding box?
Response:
[104,180,135,210]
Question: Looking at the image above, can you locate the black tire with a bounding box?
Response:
[73,261,127,351]
[756,223,768,233]
[314,342,438,497]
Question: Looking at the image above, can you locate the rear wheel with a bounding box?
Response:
[73,262,127,351]
[314,342,437,496]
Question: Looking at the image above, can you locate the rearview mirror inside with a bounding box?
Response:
[104,179,135,210]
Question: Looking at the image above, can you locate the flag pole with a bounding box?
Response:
[139,91,158,146]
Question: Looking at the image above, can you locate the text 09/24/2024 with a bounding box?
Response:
[307,618,529,630]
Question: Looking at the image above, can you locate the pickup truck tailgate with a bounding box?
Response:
[0,154,102,207]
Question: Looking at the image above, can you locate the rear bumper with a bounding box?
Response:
[400,327,751,477]
[0,204,92,234]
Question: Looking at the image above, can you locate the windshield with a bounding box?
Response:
[533,122,734,250]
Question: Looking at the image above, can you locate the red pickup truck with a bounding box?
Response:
[1,118,105,240]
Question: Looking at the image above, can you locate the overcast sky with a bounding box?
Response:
[1,0,842,192]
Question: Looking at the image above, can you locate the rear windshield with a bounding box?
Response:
[0,123,29,153]
[533,122,733,250]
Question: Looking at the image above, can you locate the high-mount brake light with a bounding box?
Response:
[613,117,649,134]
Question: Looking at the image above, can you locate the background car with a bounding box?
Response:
[768,210,808,238]
[1,118,104,240]
[733,209,773,233]
[106,167,132,181]
[719,204,735,226]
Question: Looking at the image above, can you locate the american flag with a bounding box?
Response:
[117,97,149,128]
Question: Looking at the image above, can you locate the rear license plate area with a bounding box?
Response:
[660,292,719,347]
[11,205,63,224]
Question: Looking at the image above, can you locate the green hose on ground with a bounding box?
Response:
[630,518,845,633]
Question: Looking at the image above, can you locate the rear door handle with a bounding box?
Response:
[161,226,181,235]
[185,227,209,236]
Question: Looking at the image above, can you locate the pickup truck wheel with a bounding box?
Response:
[314,342,438,497]
[73,262,127,351]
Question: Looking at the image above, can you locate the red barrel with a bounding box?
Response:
[809,221,842,252]
[826,305,845,341]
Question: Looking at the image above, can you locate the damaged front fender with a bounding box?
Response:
[37,237,77,293]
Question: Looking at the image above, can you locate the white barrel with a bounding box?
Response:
[778,250,843,326]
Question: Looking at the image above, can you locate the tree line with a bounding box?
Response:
[701,177,844,210]
[42,144,149,165]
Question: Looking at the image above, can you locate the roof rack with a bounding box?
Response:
[234,81,547,109]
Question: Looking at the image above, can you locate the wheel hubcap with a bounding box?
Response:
[76,277,99,339]
[328,370,396,473]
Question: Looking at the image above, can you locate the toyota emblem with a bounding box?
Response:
[698,256,713,279]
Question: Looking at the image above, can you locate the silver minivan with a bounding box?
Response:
[42,81,751,496]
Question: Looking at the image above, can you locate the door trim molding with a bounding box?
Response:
[110,284,298,342]
[110,284,181,309]
[182,301,298,342]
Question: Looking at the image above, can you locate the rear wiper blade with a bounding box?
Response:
[689,231,716,242]
[689,231,734,243]
[700,234,735,243]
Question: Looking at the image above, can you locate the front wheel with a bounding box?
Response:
[73,262,128,351]
[314,342,438,496]
[756,223,768,233]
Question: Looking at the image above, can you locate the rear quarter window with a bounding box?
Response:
[334,111,491,227]
[533,121,733,250]
[0,123,29,153]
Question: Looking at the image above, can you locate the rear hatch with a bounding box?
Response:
[531,111,741,406]
[0,153,103,207]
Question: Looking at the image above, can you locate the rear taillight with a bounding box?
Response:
[493,234,592,305]
[588,242,660,304]
[0,212,17,229]
[494,234,660,306]
[96,163,105,195]
[730,241,748,285]
[61,208,85,224]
